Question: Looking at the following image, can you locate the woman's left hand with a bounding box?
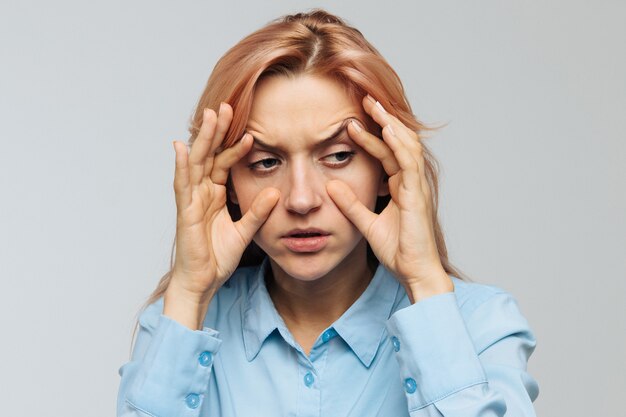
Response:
[326,94,453,303]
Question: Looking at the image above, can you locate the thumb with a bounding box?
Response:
[234,187,281,244]
[326,180,377,238]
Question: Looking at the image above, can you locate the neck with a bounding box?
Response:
[266,240,376,331]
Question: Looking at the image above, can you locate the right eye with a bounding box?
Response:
[248,158,281,173]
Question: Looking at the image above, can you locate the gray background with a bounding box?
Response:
[1,1,624,416]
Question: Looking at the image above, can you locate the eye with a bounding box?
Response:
[248,157,281,173]
[322,151,356,167]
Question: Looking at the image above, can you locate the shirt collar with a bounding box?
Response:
[241,257,401,367]
[242,258,287,362]
[331,262,400,367]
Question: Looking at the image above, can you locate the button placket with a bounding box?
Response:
[303,371,315,387]
[185,393,201,409]
[391,336,400,352]
[404,378,417,394]
[198,351,212,367]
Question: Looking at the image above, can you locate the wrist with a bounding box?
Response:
[404,269,454,304]
[163,281,215,330]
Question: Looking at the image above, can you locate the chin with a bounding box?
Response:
[268,251,345,282]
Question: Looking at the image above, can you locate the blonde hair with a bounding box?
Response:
[131,9,469,351]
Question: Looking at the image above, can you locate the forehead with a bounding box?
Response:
[246,74,364,142]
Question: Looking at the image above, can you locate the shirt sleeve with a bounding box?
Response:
[385,289,539,417]
[117,300,222,417]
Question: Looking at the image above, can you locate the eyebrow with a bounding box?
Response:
[248,118,357,152]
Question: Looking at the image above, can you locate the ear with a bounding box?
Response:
[377,173,389,197]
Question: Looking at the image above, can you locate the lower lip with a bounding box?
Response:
[282,235,329,252]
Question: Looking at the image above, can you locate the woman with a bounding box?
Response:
[118,9,539,417]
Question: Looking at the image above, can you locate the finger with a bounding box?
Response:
[234,187,281,244]
[363,95,433,209]
[189,108,218,185]
[385,124,428,200]
[382,124,422,192]
[382,118,428,198]
[363,94,421,153]
[362,95,422,189]
[362,94,388,127]
[417,144,430,200]
[362,94,399,128]
[326,179,378,238]
[210,133,253,185]
[387,122,426,192]
[347,119,400,176]
[206,102,234,164]
[173,140,192,210]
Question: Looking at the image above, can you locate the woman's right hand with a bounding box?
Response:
[165,103,280,325]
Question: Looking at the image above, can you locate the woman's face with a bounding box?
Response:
[229,74,387,281]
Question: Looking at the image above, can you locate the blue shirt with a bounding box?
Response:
[117,258,539,416]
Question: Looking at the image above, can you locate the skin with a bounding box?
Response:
[229,75,389,348]
[164,74,453,355]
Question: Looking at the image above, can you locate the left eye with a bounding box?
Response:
[323,151,356,165]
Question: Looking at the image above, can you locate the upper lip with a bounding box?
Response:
[283,228,330,237]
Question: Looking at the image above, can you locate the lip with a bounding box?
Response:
[283,228,330,238]
[281,228,330,253]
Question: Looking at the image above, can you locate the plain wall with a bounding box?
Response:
[1,1,624,416]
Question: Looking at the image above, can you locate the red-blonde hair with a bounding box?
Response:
[139,8,469,324]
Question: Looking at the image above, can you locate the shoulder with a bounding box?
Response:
[450,276,536,354]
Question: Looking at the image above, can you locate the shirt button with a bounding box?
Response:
[304,372,315,387]
[391,336,401,352]
[198,351,212,367]
[322,329,336,343]
[185,393,201,409]
[404,378,417,394]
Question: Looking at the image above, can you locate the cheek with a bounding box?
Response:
[229,166,264,212]
[328,159,383,207]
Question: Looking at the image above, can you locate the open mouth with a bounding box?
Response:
[282,229,330,252]
[289,232,326,238]
[284,228,330,238]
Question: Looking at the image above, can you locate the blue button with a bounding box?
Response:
[185,393,201,409]
[404,378,417,394]
[198,351,212,367]
[391,336,400,352]
[322,328,336,343]
[304,372,314,387]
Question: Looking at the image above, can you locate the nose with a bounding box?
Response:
[283,161,323,215]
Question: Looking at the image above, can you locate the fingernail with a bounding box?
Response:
[375,101,387,113]
[351,119,362,132]
[366,94,377,104]
[218,102,225,115]
[203,108,209,118]
[386,124,395,136]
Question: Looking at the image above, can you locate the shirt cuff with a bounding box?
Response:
[126,314,222,416]
[385,292,487,410]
